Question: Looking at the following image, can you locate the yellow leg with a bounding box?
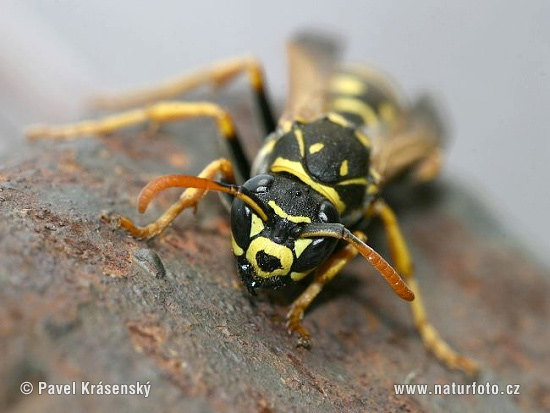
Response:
[117,158,235,239]
[286,231,366,347]
[90,57,267,110]
[27,101,236,140]
[89,56,276,133]
[26,101,251,179]
[372,199,478,375]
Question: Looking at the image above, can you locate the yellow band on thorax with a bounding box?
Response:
[270,157,345,213]
[268,201,311,224]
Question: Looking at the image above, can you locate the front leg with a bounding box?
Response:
[27,101,251,180]
[116,158,235,239]
[286,231,366,347]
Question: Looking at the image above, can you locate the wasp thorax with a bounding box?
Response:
[230,174,340,293]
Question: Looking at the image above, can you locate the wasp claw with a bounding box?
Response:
[286,310,312,348]
[100,211,122,227]
[296,336,311,349]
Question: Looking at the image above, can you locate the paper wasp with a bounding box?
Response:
[27,33,478,375]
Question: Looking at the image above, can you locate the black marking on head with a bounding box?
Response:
[236,256,290,295]
[256,250,282,273]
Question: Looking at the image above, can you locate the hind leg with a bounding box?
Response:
[90,57,276,134]
[371,199,478,375]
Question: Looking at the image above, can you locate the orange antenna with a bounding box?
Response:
[301,223,414,301]
[137,174,270,222]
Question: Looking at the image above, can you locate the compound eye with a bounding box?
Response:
[230,199,252,250]
[292,237,338,272]
[243,174,274,194]
[318,200,339,223]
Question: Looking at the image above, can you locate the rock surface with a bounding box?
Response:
[1,116,549,412]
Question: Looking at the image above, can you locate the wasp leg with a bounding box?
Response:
[116,158,234,239]
[372,199,479,375]
[90,57,276,134]
[286,231,366,348]
[27,101,251,180]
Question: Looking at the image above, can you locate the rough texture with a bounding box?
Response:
[1,109,549,412]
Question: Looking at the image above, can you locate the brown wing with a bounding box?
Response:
[280,32,343,123]
[371,95,447,185]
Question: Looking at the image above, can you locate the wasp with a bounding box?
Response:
[27,33,477,375]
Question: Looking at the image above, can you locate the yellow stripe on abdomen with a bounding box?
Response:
[331,97,379,127]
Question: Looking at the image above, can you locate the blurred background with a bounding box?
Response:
[1,1,548,263]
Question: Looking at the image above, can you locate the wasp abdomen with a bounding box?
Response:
[328,67,407,132]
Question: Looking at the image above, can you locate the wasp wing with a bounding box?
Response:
[371,94,447,185]
[280,32,343,123]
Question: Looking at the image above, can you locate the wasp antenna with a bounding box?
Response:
[137,174,270,221]
[138,174,188,213]
[301,223,414,301]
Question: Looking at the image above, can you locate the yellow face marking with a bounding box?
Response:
[246,237,293,278]
[332,97,379,127]
[354,130,371,148]
[309,143,324,154]
[290,270,310,281]
[326,112,353,128]
[339,160,349,177]
[231,233,244,256]
[330,74,367,95]
[268,200,311,224]
[294,128,305,157]
[294,238,313,258]
[249,212,265,238]
[270,158,345,213]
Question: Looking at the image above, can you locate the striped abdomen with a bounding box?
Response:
[327,66,408,133]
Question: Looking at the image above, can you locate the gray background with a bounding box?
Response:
[2,1,549,263]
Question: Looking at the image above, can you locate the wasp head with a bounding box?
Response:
[230,174,340,294]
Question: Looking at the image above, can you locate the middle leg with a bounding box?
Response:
[27,101,251,180]
[90,57,276,134]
